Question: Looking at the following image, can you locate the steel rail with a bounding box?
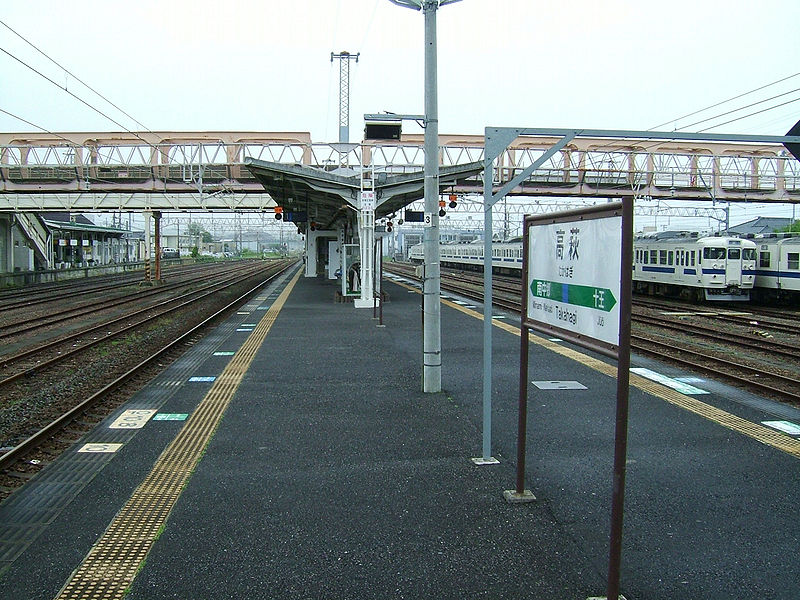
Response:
[0,262,279,384]
[630,334,800,404]
[0,261,256,339]
[630,314,799,360]
[384,262,800,402]
[0,261,298,472]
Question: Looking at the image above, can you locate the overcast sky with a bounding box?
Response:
[2,0,800,230]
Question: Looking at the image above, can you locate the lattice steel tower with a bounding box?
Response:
[330,51,360,143]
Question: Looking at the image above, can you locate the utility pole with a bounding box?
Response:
[331,51,360,143]
[389,0,461,393]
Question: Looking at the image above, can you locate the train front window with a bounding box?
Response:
[703,247,726,260]
[728,248,741,260]
[742,248,756,261]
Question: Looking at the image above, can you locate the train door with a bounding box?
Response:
[726,246,742,285]
[672,248,682,284]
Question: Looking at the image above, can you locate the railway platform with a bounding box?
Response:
[1,263,799,600]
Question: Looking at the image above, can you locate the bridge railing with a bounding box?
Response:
[1,136,799,202]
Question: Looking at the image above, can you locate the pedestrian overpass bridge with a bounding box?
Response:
[2,130,798,213]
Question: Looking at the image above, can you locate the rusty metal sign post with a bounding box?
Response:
[513,198,633,600]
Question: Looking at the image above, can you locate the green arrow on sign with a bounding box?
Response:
[530,279,617,312]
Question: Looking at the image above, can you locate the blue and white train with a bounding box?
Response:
[751,233,800,302]
[632,232,756,301]
[409,239,524,276]
[409,231,767,302]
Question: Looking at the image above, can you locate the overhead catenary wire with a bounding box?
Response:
[0,19,152,133]
[649,71,800,132]
[0,45,157,150]
[0,31,228,198]
[0,24,208,186]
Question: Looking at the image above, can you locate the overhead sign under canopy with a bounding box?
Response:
[244,158,482,233]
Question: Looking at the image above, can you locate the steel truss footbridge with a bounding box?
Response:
[1,130,799,213]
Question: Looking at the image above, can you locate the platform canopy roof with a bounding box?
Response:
[244,158,483,232]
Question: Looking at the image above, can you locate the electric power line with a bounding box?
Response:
[698,95,800,133]
[677,87,800,132]
[0,45,154,146]
[650,71,800,131]
[0,19,151,132]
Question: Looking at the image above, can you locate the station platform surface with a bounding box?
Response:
[1,263,799,600]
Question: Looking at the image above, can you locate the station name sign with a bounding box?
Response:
[524,204,623,355]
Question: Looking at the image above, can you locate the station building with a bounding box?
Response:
[0,212,140,275]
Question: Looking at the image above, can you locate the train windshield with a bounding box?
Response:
[703,247,726,260]
[741,248,756,261]
[728,248,741,260]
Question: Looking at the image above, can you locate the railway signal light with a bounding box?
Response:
[448,193,457,209]
[274,206,283,220]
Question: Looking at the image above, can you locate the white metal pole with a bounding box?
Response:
[422,1,441,392]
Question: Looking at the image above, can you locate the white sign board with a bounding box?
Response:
[526,214,622,348]
[360,190,376,211]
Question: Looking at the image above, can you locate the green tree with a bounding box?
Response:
[187,222,213,243]
[779,220,800,233]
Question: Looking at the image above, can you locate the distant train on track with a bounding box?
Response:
[408,231,799,303]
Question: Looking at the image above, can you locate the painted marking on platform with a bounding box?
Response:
[256,306,269,310]
[236,311,250,315]
[763,421,800,435]
[548,338,563,342]
[630,368,709,395]
[236,328,254,332]
[54,268,304,600]
[241,323,257,327]
[188,376,216,382]
[387,276,800,460]
[532,381,588,390]
[492,315,506,320]
[78,443,123,453]
[109,409,157,429]
[153,413,189,421]
[213,351,236,356]
[675,376,706,384]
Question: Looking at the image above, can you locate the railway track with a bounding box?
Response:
[0,262,257,341]
[0,262,273,386]
[385,262,800,405]
[0,260,297,494]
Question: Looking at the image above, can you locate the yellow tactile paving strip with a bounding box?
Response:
[402,279,800,460]
[54,268,302,600]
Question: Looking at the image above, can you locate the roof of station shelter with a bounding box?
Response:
[244,158,483,232]
[40,212,131,237]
